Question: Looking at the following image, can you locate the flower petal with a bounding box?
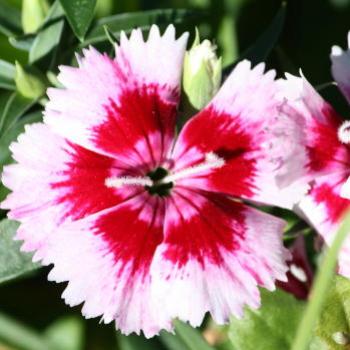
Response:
[297,171,350,277]
[1,123,138,254]
[298,172,350,243]
[42,193,168,337]
[151,189,289,326]
[279,73,348,176]
[171,60,307,208]
[45,25,188,168]
[331,31,350,104]
[283,73,350,281]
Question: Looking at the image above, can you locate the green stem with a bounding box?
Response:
[291,214,350,350]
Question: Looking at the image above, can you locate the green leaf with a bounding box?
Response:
[29,1,64,63]
[0,1,22,36]
[228,289,305,350]
[59,0,96,41]
[0,59,15,90]
[0,92,36,138]
[44,317,84,350]
[9,34,35,52]
[83,9,202,46]
[241,2,286,64]
[160,323,218,350]
[314,275,350,349]
[223,2,286,74]
[0,219,40,285]
[117,334,161,350]
[0,311,48,350]
[160,332,188,350]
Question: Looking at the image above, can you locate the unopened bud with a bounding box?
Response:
[22,0,49,34]
[183,30,222,110]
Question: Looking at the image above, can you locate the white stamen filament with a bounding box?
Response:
[105,152,225,190]
[162,152,225,183]
[338,120,350,144]
[105,176,152,188]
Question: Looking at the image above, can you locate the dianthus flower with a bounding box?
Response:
[280,32,350,278]
[2,25,305,336]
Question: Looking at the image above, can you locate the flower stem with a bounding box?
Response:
[291,214,350,350]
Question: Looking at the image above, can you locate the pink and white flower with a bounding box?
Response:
[280,32,350,278]
[2,25,304,337]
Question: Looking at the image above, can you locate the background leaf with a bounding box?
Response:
[0,59,15,90]
[223,2,286,75]
[0,92,36,138]
[117,333,164,350]
[0,311,48,350]
[315,275,350,350]
[59,0,96,40]
[228,289,305,350]
[173,321,215,350]
[0,219,40,285]
[239,1,286,65]
[29,1,64,63]
[83,8,202,46]
[0,1,21,36]
[44,317,84,350]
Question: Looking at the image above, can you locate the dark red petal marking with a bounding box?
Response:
[163,188,244,268]
[51,142,140,222]
[92,194,164,278]
[92,84,178,169]
[308,105,350,173]
[312,176,350,224]
[172,106,257,198]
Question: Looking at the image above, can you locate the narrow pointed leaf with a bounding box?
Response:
[117,333,163,350]
[0,92,36,137]
[9,34,35,52]
[59,0,96,41]
[0,1,21,36]
[0,60,15,90]
[172,321,215,350]
[83,9,202,46]
[223,2,286,75]
[240,1,286,64]
[29,1,64,63]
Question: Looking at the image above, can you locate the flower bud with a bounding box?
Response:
[22,0,49,34]
[15,62,46,99]
[183,30,222,110]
